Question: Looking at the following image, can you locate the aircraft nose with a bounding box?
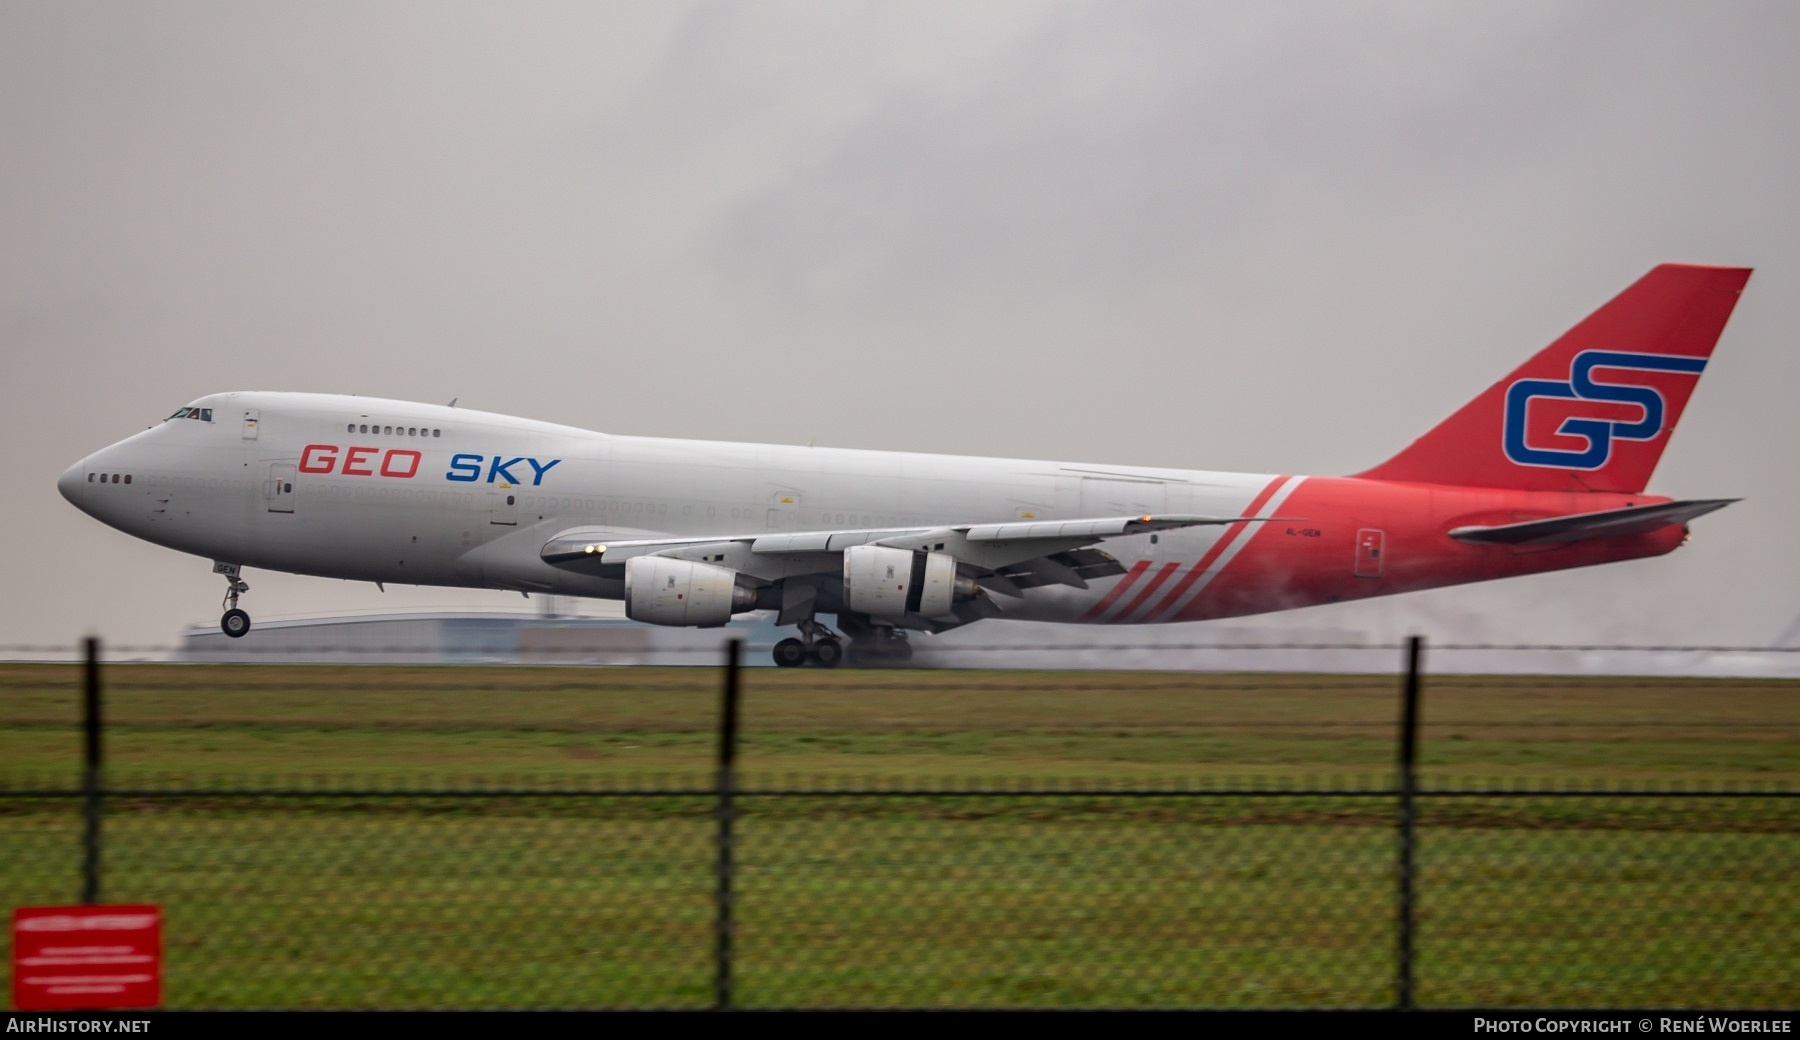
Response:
[58,456,110,518]
[58,460,87,505]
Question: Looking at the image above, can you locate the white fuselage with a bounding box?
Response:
[58,392,1295,625]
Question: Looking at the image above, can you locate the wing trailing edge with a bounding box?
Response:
[540,514,1290,566]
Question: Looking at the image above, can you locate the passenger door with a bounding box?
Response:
[265,462,296,514]
[767,489,800,530]
[1355,528,1385,578]
[489,489,519,526]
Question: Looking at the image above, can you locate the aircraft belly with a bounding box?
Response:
[263,493,468,584]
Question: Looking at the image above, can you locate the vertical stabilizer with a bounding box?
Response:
[1355,264,1751,493]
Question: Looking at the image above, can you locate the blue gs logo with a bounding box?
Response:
[1502,350,1707,469]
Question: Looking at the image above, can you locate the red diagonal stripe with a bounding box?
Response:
[1147,475,1288,618]
[1077,559,1152,622]
[1111,561,1181,623]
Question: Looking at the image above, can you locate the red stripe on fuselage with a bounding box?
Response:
[1142,475,1289,619]
[1077,559,1153,622]
[1110,562,1181,623]
[1166,476,1688,623]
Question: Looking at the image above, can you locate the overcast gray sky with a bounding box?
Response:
[3,1,1796,650]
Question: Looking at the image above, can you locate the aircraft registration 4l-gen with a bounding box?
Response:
[60,264,1750,666]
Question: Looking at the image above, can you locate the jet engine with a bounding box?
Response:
[842,544,976,619]
[625,556,758,627]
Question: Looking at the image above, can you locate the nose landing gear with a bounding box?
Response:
[214,561,251,638]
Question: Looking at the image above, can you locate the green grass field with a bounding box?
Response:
[2,663,1795,785]
[2,663,1796,1007]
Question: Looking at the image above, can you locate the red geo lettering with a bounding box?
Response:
[298,444,338,474]
[380,449,421,478]
[342,446,378,476]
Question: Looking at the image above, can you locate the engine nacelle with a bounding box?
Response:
[843,544,967,619]
[624,556,757,627]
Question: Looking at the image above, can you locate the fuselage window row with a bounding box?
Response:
[344,423,442,437]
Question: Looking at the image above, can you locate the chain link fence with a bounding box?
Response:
[2,639,1795,1008]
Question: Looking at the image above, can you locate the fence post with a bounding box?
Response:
[82,636,103,906]
[714,637,742,1011]
[1396,634,1422,1010]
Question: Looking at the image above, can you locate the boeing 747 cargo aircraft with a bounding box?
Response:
[59,264,1750,666]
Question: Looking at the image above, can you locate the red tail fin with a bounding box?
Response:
[1355,263,1751,493]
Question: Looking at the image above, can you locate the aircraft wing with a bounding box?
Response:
[540,513,1289,607]
[1447,499,1737,547]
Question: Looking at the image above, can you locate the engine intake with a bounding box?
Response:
[843,545,971,619]
[625,556,757,627]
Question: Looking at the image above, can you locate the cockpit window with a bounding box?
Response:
[164,407,214,423]
[168,408,192,420]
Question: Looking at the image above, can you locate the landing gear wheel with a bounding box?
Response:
[214,563,251,638]
[221,609,251,639]
[772,638,808,668]
[848,634,913,668]
[809,637,844,668]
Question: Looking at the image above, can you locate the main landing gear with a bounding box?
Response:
[215,561,252,638]
[846,629,913,667]
[772,618,843,668]
[772,617,914,668]
[837,612,914,668]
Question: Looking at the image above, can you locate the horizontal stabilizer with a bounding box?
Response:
[1448,498,1737,547]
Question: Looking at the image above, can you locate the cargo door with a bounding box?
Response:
[1355,528,1385,578]
[265,462,296,513]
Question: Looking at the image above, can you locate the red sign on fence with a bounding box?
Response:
[12,905,161,1010]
